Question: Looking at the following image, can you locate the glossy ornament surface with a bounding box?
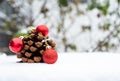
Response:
[9,38,23,53]
[43,49,58,64]
[36,25,49,36]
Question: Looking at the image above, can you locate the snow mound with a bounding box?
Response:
[0,53,120,81]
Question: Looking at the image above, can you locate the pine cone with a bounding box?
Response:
[9,25,58,64]
[17,29,56,63]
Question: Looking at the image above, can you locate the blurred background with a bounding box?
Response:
[0,0,120,55]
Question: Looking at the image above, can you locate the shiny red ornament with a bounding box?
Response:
[36,25,49,36]
[43,49,58,64]
[9,38,23,53]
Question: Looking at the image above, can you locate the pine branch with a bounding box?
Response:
[92,24,120,52]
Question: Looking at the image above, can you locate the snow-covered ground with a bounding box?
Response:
[0,53,120,81]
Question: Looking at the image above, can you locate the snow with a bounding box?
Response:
[0,53,120,81]
[0,12,6,19]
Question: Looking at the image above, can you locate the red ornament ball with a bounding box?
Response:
[36,25,49,36]
[9,38,23,53]
[43,49,58,64]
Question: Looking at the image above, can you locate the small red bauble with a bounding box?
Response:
[43,49,58,64]
[9,38,23,53]
[36,25,49,36]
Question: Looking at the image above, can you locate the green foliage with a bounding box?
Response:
[68,44,77,51]
[101,1,109,15]
[111,43,115,48]
[82,25,91,32]
[88,0,109,15]
[103,42,109,48]
[3,20,18,33]
[118,0,120,3]
[99,23,110,31]
[87,0,98,10]
[113,31,118,38]
[0,0,27,34]
[62,37,67,44]
[13,32,29,38]
[57,24,62,33]
[58,0,68,7]
[28,0,33,4]
[117,29,120,33]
